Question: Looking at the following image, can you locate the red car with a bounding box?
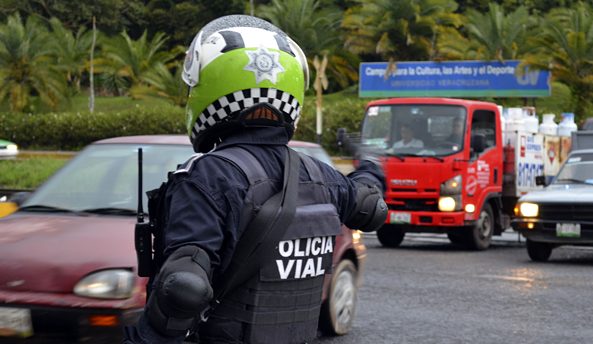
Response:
[0,136,366,342]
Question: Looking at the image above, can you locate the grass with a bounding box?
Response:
[0,157,70,189]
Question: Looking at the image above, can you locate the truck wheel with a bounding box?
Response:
[319,259,358,336]
[377,224,405,247]
[447,230,466,245]
[526,239,553,262]
[466,203,493,250]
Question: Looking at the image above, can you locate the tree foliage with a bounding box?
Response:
[48,17,93,93]
[0,0,592,120]
[0,14,65,112]
[342,0,462,61]
[258,0,359,90]
[97,30,181,96]
[522,3,593,121]
[439,3,536,60]
[0,0,147,35]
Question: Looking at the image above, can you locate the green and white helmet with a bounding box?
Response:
[182,15,309,152]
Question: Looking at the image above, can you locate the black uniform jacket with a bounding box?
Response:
[126,126,385,343]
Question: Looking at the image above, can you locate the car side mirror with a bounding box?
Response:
[9,191,31,206]
[535,175,547,186]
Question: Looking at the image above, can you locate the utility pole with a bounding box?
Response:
[89,16,97,113]
[250,0,254,16]
[313,53,328,145]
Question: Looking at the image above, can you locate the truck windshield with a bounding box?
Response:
[554,154,593,185]
[361,105,467,157]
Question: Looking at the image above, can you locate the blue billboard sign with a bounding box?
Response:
[359,60,550,98]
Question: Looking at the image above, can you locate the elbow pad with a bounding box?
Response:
[345,182,388,232]
[146,245,213,337]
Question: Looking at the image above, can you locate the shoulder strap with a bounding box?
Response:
[209,147,268,184]
[202,147,301,320]
[299,152,325,183]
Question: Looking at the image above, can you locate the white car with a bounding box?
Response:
[512,148,593,261]
[0,139,18,158]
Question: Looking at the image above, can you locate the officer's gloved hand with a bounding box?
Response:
[145,245,213,338]
[345,180,388,232]
[350,143,386,188]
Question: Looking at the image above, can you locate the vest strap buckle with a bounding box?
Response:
[200,299,220,322]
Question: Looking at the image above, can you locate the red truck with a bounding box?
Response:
[340,97,564,250]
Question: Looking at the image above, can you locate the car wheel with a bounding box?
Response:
[377,224,405,247]
[320,259,358,336]
[465,203,493,250]
[526,239,553,262]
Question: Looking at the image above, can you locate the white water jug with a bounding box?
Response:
[505,107,524,133]
[558,112,578,137]
[539,114,558,136]
[523,112,539,133]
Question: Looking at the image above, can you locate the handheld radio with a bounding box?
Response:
[134,148,153,277]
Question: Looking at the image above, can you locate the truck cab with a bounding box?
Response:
[359,98,505,250]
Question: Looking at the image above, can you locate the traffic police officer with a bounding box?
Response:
[124,14,387,344]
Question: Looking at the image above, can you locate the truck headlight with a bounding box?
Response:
[74,269,134,299]
[518,202,539,218]
[441,175,462,195]
[438,195,462,212]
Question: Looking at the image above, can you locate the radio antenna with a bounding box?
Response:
[137,148,144,223]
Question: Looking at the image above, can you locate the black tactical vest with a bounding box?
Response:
[203,146,342,344]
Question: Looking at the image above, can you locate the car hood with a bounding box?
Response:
[520,183,593,203]
[0,213,136,293]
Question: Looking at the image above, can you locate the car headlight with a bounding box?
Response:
[441,175,462,195]
[352,230,362,244]
[6,144,17,152]
[74,269,135,299]
[518,202,539,218]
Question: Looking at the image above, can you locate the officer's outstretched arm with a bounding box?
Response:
[145,245,213,337]
[344,181,388,232]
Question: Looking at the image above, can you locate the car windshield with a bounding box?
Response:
[290,146,335,167]
[553,153,593,185]
[22,143,194,214]
[361,104,467,157]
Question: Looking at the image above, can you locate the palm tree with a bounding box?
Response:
[258,0,359,90]
[48,17,93,94]
[132,63,187,106]
[522,3,593,121]
[342,0,462,62]
[0,14,66,112]
[439,3,536,61]
[97,30,179,95]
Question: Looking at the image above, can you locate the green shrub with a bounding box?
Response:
[4,89,575,155]
[0,94,369,153]
[0,104,185,150]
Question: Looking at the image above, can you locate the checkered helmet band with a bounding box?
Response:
[190,88,300,141]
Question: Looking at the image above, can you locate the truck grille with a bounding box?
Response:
[538,203,593,222]
[388,198,439,212]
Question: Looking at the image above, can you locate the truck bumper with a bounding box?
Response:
[386,209,466,227]
[512,219,593,245]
